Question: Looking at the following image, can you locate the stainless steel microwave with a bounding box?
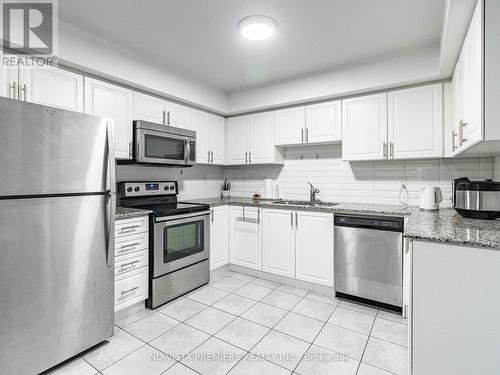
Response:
[130,120,196,166]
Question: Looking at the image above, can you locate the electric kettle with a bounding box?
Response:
[419,186,443,211]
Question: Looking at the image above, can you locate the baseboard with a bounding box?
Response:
[226,264,335,297]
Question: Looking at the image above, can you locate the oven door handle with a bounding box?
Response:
[155,210,211,223]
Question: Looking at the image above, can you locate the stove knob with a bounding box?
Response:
[126,187,133,192]
[170,186,175,190]
[164,186,168,191]
[134,186,140,192]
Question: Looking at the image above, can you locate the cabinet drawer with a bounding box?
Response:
[115,216,149,238]
[115,266,148,312]
[115,232,149,257]
[115,250,149,276]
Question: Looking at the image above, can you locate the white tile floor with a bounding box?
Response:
[46,268,408,375]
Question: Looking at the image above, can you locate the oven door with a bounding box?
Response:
[136,127,192,165]
[153,211,210,277]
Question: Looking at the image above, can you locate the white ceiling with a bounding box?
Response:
[59,0,446,93]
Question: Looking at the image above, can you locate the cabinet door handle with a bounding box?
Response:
[119,242,140,253]
[167,111,171,125]
[121,286,139,295]
[208,150,211,163]
[162,110,166,125]
[459,119,468,145]
[120,260,139,269]
[301,128,304,143]
[211,209,214,222]
[452,131,459,151]
[21,84,27,101]
[389,141,394,159]
[257,207,260,224]
[245,151,248,164]
[248,151,252,164]
[10,81,16,99]
[290,211,293,227]
[305,128,309,143]
[383,142,388,159]
[211,151,214,163]
[295,212,298,229]
[128,141,133,158]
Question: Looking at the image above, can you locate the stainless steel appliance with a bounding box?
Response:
[0,98,115,375]
[334,214,404,310]
[124,120,196,166]
[118,181,210,308]
[453,177,500,219]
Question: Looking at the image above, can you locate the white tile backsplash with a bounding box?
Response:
[224,144,495,208]
[116,164,224,200]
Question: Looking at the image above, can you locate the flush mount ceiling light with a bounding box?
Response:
[238,15,278,41]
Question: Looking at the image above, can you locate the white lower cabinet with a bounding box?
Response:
[295,211,334,287]
[114,216,149,312]
[262,209,295,278]
[260,208,334,286]
[229,206,262,270]
[410,240,500,375]
[210,206,229,271]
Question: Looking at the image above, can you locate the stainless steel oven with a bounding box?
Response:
[153,210,210,277]
[133,120,196,166]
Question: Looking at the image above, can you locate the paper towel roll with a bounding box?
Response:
[264,179,273,198]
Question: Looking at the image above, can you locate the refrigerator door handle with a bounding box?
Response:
[106,121,116,193]
[105,194,116,267]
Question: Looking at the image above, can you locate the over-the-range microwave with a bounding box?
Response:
[120,120,196,166]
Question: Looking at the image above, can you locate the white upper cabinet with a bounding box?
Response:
[227,112,283,165]
[133,92,166,124]
[191,109,210,164]
[295,211,334,287]
[275,106,306,145]
[305,101,342,143]
[249,111,276,164]
[227,116,248,165]
[342,93,388,161]
[210,206,229,271]
[262,209,295,278]
[18,66,83,112]
[208,114,226,165]
[165,100,191,129]
[0,56,19,99]
[84,77,133,159]
[450,0,483,154]
[388,84,443,159]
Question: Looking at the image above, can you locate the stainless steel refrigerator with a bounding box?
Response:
[0,97,116,375]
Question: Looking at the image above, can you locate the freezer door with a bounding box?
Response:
[0,97,115,196]
[0,195,115,375]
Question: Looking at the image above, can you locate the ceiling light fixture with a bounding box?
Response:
[238,15,278,41]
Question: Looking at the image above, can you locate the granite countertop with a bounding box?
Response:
[182,196,500,249]
[115,207,152,220]
[403,209,500,249]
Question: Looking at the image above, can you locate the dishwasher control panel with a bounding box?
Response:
[334,214,403,232]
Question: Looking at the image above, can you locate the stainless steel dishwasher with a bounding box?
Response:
[334,214,404,309]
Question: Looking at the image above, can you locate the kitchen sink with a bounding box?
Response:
[272,200,339,207]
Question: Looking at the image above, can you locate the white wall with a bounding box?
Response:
[116,164,224,200]
[224,144,494,207]
[227,44,442,114]
[58,22,228,113]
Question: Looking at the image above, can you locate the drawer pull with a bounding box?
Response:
[119,225,140,233]
[121,286,139,295]
[119,242,140,253]
[120,260,140,269]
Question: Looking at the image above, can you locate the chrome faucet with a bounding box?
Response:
[307,182,320,205]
